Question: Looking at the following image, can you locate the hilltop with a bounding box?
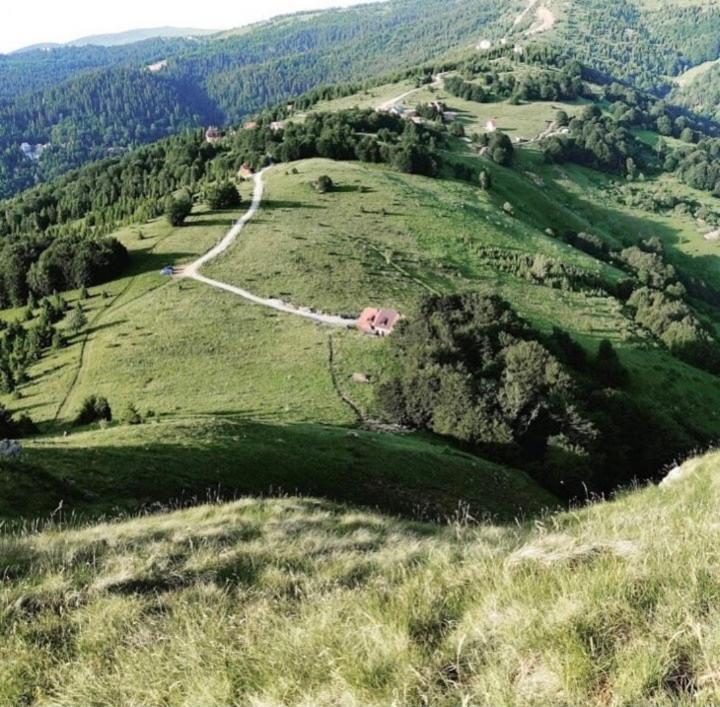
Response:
[12,27,218,54]
[2,450,719,705]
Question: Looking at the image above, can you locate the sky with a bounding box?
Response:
[1,0,381,53]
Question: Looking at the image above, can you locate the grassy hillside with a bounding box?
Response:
[1,417,556,522]
[4,76,720,515]
[201,149,720,455]
[2,451,720,705]
[0,176,555,522]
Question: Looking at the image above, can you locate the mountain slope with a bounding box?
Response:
[0,0,520,198]
[1,451,718,705]
[4,0,720,199]
[3,50,720,504]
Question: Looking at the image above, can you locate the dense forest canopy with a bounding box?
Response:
[0,0,516,198]
[4,0,720,198]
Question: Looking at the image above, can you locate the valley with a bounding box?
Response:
[4,0,720,703]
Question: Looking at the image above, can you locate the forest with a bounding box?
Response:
[376,293,692,498]
[0,0,511,198]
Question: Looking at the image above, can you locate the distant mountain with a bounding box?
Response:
[2,0,720,199]
[12,27,219,53]
[66,26,219,47]
[0,0,517,198]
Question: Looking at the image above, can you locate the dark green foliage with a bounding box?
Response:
[618,246,676,290]
[0,0,513,198]
[66,302,87,334]
[554,0,720,91]
[76,395,112,426]
[0,404,19,438]
[165,191,193,227]
[123,403,144,426]
[444,75,489,103]
[627,288,720,370]
[665,138,720,194]
[14,413,38,438]
[546,328,587,371]
[313,175,334,194]
[476,131,514,166]
[377,293,593,459]
[26,236,128,299]
[595,340,628,388]
[541,112,642,175]
[0,313,58,393]
[204,181,241,210]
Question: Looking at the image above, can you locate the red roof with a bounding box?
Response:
[375,309,401,333]
[357,308,379,335]
[356,307,401,335]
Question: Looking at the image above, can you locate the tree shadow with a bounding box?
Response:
[262,199,326,210]
[13,419,558,526]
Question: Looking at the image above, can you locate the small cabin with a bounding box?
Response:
[243,121,259,131]
[238,163,254,179]
[357,307,401,336]
[270,121,286,132]
[205,127,223,144]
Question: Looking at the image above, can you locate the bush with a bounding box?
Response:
[76,395,112,426]
[312,175,334,193]
[204,181,242,210]
[66,302,87,334]
[164,191,193,226]
[0,405,36,439]
[123,403,144,426]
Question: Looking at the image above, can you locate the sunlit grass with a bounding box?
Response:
[3,451,720,705]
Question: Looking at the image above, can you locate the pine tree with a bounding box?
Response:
[67,302,88,334]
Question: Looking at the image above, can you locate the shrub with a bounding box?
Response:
[66,302,87,334]
[164,190,193,226]
[123,403,144,426]
[204,181,241,210]
[76,395,112,426]
[313,175,334,193]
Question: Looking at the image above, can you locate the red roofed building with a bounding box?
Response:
[238,163,254,179]
[357,307,401,336]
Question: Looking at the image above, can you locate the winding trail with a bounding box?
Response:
[377,73,446,112]
[181,169,356,329]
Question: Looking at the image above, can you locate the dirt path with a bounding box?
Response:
[327,334,364,423]
[377,73,446,112]
[181,169,356,329]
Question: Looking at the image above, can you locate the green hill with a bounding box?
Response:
[2,451,719,705]
[4,6,720,706]
[4,51,720,513]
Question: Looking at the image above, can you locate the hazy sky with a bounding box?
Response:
[1,0,381,53]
